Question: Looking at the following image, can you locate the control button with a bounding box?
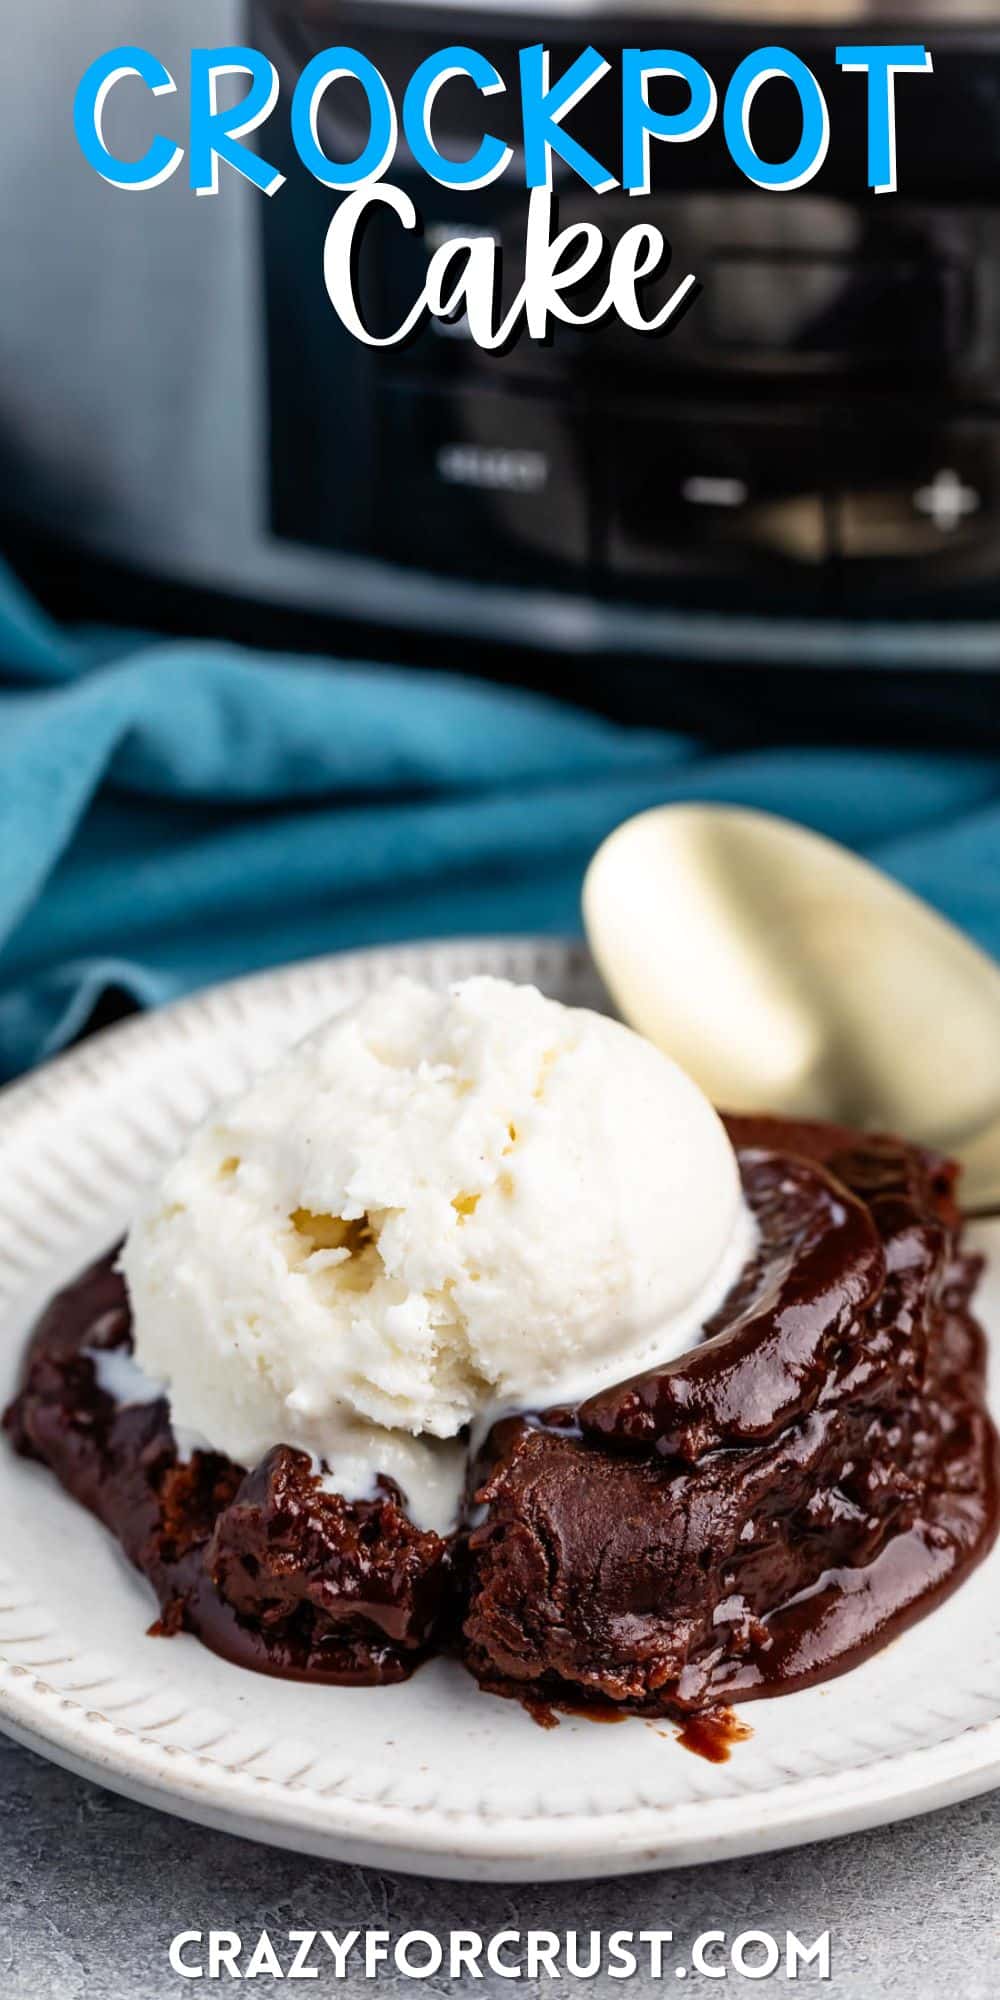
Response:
[912,468,982,535]
[834,426,999,587]
[604,413,833,585]
[435,442,549,495]
[681,474,750,510]
[375,385,591,579]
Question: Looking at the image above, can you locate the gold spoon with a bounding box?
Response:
[583,804,1000,1216]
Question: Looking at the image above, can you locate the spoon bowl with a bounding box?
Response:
[584,804,1000,1212]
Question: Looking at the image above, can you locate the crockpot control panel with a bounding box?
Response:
[257,5,1000,619]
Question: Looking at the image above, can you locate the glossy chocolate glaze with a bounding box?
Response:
[580,1151,886,1459]
[462,1121,1000,1718]
[4,1117,998,1718]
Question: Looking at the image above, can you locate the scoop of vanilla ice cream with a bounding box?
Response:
[122,976,752,1527]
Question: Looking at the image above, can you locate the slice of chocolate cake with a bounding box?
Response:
[462,1121,999,1718]
[4,1255,452,1686]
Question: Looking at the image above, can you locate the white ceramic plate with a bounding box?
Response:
[1,937,999,1882]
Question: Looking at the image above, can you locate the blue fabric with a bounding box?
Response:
[0,553,998,1082]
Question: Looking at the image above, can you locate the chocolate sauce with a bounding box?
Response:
[517,1692,633,1730]
[4,1118,998,1722]
[675,1709,753,1764]
[462,1122,999,1722]
[579,1152,886,1459]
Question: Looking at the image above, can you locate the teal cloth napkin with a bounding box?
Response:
[1,553,998,1082]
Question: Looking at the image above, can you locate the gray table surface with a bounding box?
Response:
[2,1733,997,2000]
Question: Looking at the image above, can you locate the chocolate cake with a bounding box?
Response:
[3,1257,451,1685]
[4,1117,998,1718]
[463,1119,1000,1716]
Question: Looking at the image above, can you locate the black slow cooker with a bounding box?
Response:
[4,0,1000,736]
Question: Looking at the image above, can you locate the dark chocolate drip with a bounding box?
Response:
[579,1152,885,1461]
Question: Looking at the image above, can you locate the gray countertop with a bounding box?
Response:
[2,1734,997,2000]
